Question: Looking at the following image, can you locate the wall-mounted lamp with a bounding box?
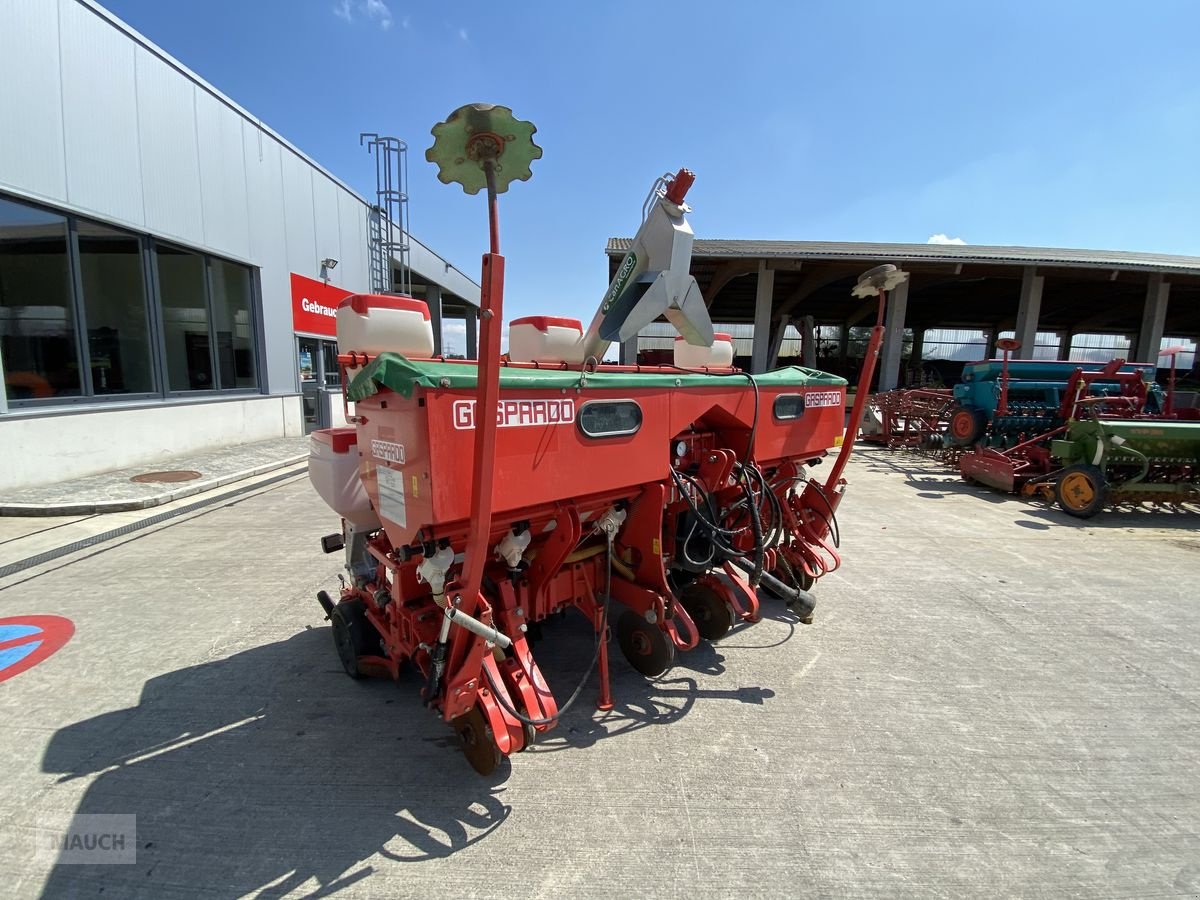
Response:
[319,258,338,283]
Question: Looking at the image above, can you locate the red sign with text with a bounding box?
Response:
[291,273,352,338]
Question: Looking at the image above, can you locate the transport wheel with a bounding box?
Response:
[616,610,675,677]
[1055,464,1107,518]
[947,406,986,447]
[451,705,502,775]
[329,600,378,680]
[679,582,733,641]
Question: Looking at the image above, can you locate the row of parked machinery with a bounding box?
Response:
[863,340,1200,516]
[307,105,897,773]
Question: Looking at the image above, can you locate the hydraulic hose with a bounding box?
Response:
[739,466,765,587]
[728,558,816,617]
[481,532,615,728]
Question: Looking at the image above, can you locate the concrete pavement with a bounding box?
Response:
[1,445,1198,898]
[0,436,308,516]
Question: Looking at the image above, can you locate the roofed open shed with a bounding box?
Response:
[606,238,1200,389]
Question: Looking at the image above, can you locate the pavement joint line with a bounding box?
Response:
[0,513,100,549]
[0,453,309,517]
[0,465,308,581]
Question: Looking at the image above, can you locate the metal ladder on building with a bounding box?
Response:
[360,133,411,296]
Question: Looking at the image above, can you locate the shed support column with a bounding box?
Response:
[1056,331,1073,361]
[985,329,998,360]
[910,328,925,364]
[768,315,789,369]
[426,284,444,356]
[619,336,638,366]
[838,323,850,368]
[877,278,909,391]
[800,315,816,368]
[0,342,7,415]
[1014,266,1044,356]
[465,309,478,359]
[750,261,775,374]
[1135,273,1170,362]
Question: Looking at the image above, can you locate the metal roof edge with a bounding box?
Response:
[76,0,479,290]
[605,237,1200,274]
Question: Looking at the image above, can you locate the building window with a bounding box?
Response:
[156,244,213,391]
[0,197,80,399]
[154,244,258,393]
[209,258,256,389]
[78,221,154,394]
[0,191,261,406]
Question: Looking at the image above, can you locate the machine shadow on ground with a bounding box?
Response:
[1017,505,1200,530]
[39,615,775,895]
[40,629,508,896]
[516,609,777,755]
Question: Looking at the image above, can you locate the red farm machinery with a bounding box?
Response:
[307,104,904,773]
[863,338,1200,517]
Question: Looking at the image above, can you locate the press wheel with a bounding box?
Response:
[1055,464,1106,518]
[794,567,815,592]
[616,610,675,677]
[451,705,502,775]
[519,722,537,752]
[679,582,733,641]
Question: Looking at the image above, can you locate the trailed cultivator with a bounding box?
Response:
[861,388,956,451]
[307,105,900,773]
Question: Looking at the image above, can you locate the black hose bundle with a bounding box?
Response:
[482,536,614,728]
[670,463,771,587]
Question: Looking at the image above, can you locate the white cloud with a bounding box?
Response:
[333,0,393,30]
[401,14,411,28]
[927,233,967,245]
[458,27,469,41]
[364,0,393,30]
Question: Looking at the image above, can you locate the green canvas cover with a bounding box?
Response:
[346,353,847,402]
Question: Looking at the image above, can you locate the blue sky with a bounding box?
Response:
[104,0,1199,338]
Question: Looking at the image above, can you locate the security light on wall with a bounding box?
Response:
[320,258,338,270]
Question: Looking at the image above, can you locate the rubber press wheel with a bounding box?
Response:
[330,600,378,679]
[947,406,987,447]
[616,610,675,677]
[1055,464,1107,519]
[679,582,734,641]
[451,705,502,776]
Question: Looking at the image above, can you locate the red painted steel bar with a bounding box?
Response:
[458,160,504,601]
[824,288,887,493]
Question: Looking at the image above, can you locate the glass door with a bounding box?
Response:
[321,341,340,387]
[297,336,320,431]
[297,337,342,432]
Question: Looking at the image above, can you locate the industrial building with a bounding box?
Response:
[0,0,478,491]
[611,239,1200,390]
